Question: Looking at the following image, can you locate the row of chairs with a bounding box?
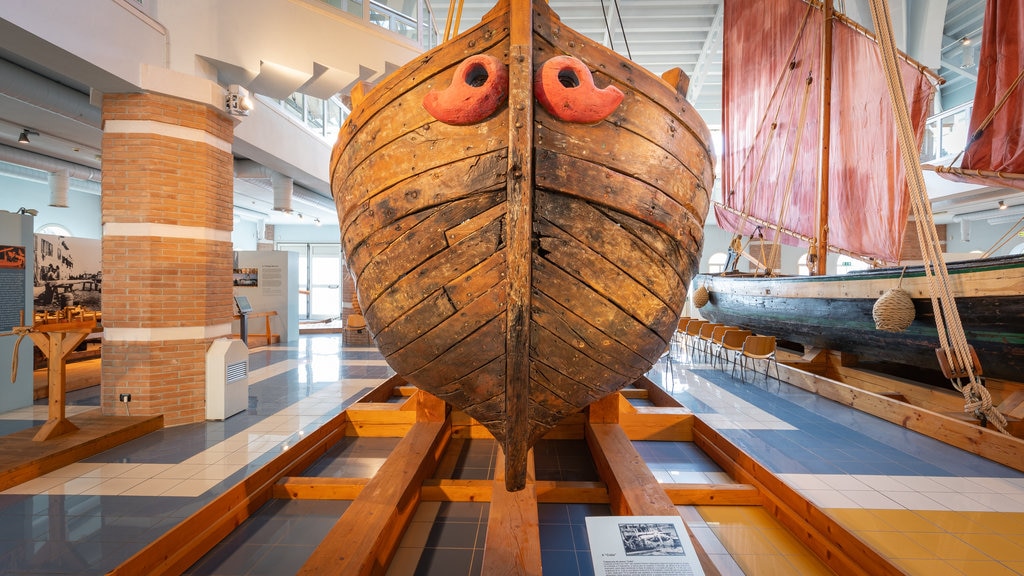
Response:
[676,317,780,382]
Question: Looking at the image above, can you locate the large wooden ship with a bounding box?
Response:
[696,0,1024,390]
[330,0,714,489]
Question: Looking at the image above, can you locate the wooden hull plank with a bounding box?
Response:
[373,250,506,354]
[364,216,504,330]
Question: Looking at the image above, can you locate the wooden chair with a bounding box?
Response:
[738,335,780,382]
[708,325,739,368]
[697,323,723,362]
[672,316,692,348]
[684,319,707,357]
[718,329,752,373]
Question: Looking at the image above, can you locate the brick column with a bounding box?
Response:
[100,93,235,426]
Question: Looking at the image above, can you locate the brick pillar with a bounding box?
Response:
[100,93,235,426]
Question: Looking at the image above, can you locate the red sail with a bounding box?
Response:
[936,0,1024,190]
[716,0,935,265]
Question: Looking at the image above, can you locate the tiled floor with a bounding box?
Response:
[2,332,1024,574]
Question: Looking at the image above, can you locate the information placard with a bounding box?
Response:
[586,516,705,576]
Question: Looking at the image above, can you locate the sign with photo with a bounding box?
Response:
[586,516,704,575]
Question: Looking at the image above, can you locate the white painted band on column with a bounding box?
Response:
[103,119,231,153]
[103,222,232,243]
[104,323,233,342]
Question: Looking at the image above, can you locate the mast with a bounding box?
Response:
[813,0,834,275]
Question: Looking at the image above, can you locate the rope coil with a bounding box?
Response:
[872,288,915,332]
[692,285,710,308]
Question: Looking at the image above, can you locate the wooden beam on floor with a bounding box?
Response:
[661,483,762,506]
[481,448,543,576]
[586,393,722,576]
[298,392,451,576]
[776,361,1024,474]
[273,477,369,500]
[109,408,353,576]
[693,418,899,576]
[0,412,162,492]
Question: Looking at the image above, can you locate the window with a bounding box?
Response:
[797,253,810,276]
[37,224,72,237]
[707,252,727,274]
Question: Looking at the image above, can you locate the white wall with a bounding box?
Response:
[233,250,299,343]
[274,224,341,244]
[0,175,102,238]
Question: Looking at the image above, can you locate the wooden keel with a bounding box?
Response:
[503,0,535,491]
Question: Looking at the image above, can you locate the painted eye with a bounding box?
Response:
[534,55,624,123]
[423,54,509,125]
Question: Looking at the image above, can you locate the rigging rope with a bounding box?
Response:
[866,0,1008,433]
[598,0,632,60]
[724,5,815,266]
[981,212,1024,259]
[764,74,816,276]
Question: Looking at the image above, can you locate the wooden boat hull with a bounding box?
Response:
[331,0,713,489]
[694,255,1024,383]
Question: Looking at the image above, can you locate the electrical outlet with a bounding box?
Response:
[119,393,132,403]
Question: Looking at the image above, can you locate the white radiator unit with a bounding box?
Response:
[206,338,249,420]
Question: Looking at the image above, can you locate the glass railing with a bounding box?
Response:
[317,0,439,50]
[268,93,350,144]
[920,101,973,165]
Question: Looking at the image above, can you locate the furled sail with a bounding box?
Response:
[715,0,936,265]
[932,0,1024,191]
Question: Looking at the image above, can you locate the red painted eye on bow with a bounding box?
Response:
[423,54,509,125]
[534,55,624,124]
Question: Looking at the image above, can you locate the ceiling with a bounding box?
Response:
[2,0,1015,229]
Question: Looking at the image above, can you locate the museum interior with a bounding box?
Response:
[1,1,1024,575]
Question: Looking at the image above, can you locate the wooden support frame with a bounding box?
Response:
[481,449,543,575]
[112,374,889,576]
[298,391,450,576]
[586,393,724,576]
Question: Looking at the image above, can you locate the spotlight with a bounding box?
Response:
[225,85,254,116]
[17,129,38,144]
[999,200,1008,210]
[16,207,39,216]
[314,218,322,227]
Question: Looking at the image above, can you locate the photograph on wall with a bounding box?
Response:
[34,234,102,313]
[586,516,703,576]
[0,245,27,332]
[1,245,26,269]
[233,267,259,287]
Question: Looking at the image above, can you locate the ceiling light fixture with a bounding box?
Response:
[999,200,1008,210]
[18,129,38,144]
[225,84,254,116]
